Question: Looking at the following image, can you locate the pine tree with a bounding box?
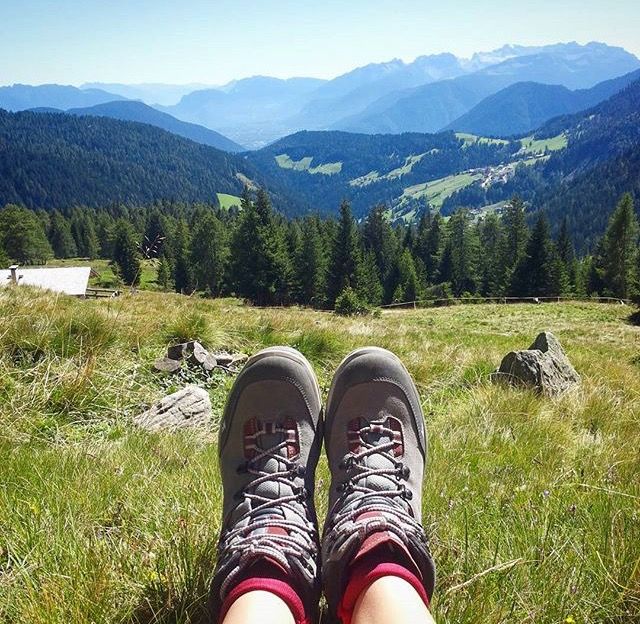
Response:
[557,216,577,294]
[448,210,479,296]
[70,211,99,259]
[327,201,364,306]
[478,213,506,296]
[502,196,529,279]
[156,254,173,290]
[230,188,292,305]
[296,216,328,307]
[48,210,78,258]
[110,219,141,286]
[190,211,228,296]
[416,212,444,284]
[363,205,397,287]
[601,194,639,299]
[510,214,561,297]
[172,219,194,294]
[0,204,53,264]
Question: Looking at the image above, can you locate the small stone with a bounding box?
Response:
[493,331,581,396]
[187,341,210,367]
[167,342,188,360]
[153,357,181,373]
[134,386,212,431]
[202,352,217,371]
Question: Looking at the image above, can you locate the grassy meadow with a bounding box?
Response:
[0,287,639,623]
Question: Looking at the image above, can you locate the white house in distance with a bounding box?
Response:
[0,264,92,296]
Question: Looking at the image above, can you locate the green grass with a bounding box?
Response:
[401,172,483,209]
[216,193,242,210]
[519,133,568,155]
[46,258,159,290]
[274,154,342,175]
[350,154,427,188]
[1,288,639,623]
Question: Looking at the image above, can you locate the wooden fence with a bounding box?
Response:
[379,296,631,309]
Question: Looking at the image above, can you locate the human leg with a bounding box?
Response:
[210,347,323,624]
[321,347,436,624]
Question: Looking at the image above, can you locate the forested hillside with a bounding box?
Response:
[66,101,245,152]
[0,109,287,211]
[442,79,640,249]
[247,130,520,218]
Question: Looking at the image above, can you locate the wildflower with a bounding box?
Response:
[565,616,575,624]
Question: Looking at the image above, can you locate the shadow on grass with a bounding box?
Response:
[129,539,217,624]
[627,309,640,326]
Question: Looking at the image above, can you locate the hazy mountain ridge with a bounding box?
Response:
[444,68,640,136]
[65,100,246,152]
[0,84,126,111]
[334,43,640,134]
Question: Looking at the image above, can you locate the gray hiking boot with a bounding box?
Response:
[322,347,435,617]
[209,346,323,622]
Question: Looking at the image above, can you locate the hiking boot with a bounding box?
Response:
[210,346,323,622]
[321,347,435,617]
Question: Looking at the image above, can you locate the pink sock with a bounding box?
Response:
[338,542,430,624]
[219,561,310,624]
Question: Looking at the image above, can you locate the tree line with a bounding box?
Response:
[1,191,638,308]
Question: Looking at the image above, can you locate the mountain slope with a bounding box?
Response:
[334,43,640,134]
[290,54,468,129]
[66,100,245,152]
[246,130,521,217]
[444,69,640,136]
[0,109,294,211]
[440,79,640,249]
[0,84,125,111]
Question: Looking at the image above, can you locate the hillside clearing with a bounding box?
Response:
[1,289,639,623]
[274,153,343,175]
[216,193,242,210]
[401,172,483,208]
[519,133,568,155]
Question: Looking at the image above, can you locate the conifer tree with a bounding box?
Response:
[327,201,364,306]
[502,196,529,278]
[601,194,639,299]
[363,205,397,287]
[478,213,506,296]
[296,216,328,307]
[510,214,561,297]
[230,189,291,305]
[172,219,194,294]
[156,255,173,290]
[448,210,479,295]
[48,210,78,258]
[0,204,53,264]
[70,211,99,259]
[190,211,229,296]
[110,219,141,286]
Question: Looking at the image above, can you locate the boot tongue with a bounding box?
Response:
[249,433,295,530]
[358,423,397,494]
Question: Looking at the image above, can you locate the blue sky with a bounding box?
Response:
[2,0,639,85]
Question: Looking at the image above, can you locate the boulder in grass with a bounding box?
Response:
[494,331,581,397]
[153,357,182,373]
[134,385,212,431]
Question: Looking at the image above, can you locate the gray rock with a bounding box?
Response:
[167,341,207,361]
[134,386,212,431]
[495,331,581,396]
[202,352,218,372]
[187,341,210,367]
[214,352,248,368]
[153,357,181,373]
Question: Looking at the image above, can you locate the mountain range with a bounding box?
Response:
[1,40,639,249]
